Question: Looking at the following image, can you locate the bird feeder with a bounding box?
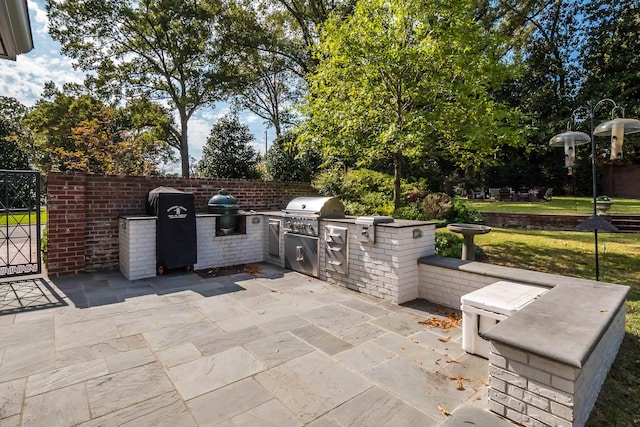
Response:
[549,131,590,175]
[594,118,640,160]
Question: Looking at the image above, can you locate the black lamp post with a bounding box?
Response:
[551,99,640,281]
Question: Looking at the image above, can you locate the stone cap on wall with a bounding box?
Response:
[484,281,628,368]
[419,255,630,368]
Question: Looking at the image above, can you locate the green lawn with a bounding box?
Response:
[469,196,640,215]
[438,226,640,425]
[0,209,47,226]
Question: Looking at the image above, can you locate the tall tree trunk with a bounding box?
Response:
[180,116,190,178]
[393,151,402,210]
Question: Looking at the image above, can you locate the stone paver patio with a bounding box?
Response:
[0,263,492,426]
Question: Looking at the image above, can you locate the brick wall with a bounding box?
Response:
[321,221,436,304]
[418,263,496,308]
[46,172,316,276]
[194,215,265,270]
[602,164,640,198]
[488,306,626,426]
[118,217,156,280]
[482,212,588,231]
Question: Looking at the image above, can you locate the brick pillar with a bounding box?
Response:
[46,172,87,276]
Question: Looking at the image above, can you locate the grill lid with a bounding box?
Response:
[284,196,345,218]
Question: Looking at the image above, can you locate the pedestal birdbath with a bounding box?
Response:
[447,223,492,261]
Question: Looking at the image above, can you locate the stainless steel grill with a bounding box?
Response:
[282,197,345,277]
[282,196,345,237]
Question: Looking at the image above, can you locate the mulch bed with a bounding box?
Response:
[195,263,262,279]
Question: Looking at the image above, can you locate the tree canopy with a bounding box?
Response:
[24,83,175,175]
[265,131,321,181]
[46,0,243,177]
[298,0,525,207]
[0,97,31,170]
[196,114,261,179]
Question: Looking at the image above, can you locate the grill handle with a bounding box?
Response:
[296,246,304,262]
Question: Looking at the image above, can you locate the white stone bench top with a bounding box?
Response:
[484,282,628,368]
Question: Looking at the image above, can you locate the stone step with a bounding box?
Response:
[610,215,640,233]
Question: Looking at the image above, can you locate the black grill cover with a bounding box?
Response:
[146,187,197,269]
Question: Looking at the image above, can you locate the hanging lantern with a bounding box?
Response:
[549,131,590,174]
[594,118,640,160]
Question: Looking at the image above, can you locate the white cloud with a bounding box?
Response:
[27,0,49,33]
[0,53,85,106]
[242,112,262,124]
[187,116,212,156]
[215,106,231,119]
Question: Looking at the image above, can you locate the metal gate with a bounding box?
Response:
[0,170,41,278]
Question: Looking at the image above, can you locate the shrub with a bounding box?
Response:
[453,197,484,224]
[435,232,485,260]
[421,193,454,220]
[393,205,425,220]
[313,168,423,216]
[312,167,344,196]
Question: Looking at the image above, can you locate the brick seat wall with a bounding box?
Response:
[418,256,629,427]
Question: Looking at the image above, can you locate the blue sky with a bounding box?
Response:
[0,0,273,167]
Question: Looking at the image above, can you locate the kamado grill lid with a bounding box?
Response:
[208,189,238,208]
[284,196,345,218]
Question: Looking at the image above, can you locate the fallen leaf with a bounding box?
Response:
[457,377,465,391]
[438,336,451,343]
[447,359,461,364]
[411,338,419,343]
[476,397,482,400]
[243,264,263,275]
[600,309,608,312]
[478,379,489,386]
[275,348,280,353]
[419,313,462,331]
[438,403,451,416]
[400,347,405,352]
[435,358,441,365]
[270,289,278,293]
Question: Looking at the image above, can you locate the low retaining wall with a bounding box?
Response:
[482,213,587,231]
[418,256,629,427]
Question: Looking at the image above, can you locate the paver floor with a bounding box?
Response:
[0,263,492,426]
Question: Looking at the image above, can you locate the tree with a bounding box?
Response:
[219,0,357,78]
[197,114,261,179]
[486,0,583,192]
[0,97,31,170]
[579,0,640,165]
[265,131,321,181]
[232,53,301,138]
[47,0,243,177]
[216,1,356,137]
[298,0,524,208]
[24,83,174,174]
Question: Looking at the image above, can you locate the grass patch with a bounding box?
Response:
[0,208,47,226]
[469,196,640,215]
[438,227,640,425]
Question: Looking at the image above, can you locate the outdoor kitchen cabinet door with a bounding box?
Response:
[284,233,319,277]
